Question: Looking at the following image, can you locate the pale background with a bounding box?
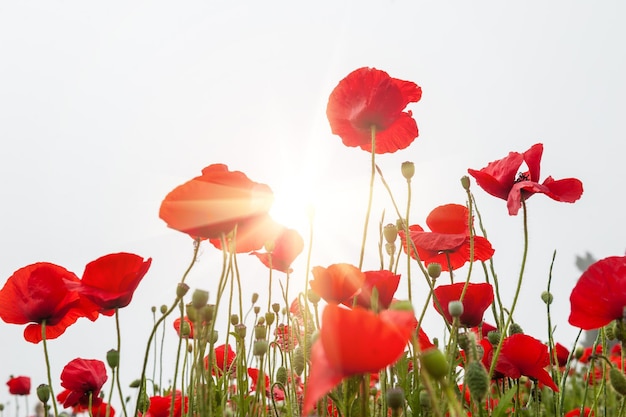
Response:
[1,1,625,414]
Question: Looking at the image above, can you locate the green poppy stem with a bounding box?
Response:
[41,321,59,417]
[358,125,377,270]
[114,309,129,417]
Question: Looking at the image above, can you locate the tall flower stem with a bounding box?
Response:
[489,200,529,378]
[114,309,129,417]
[358,125,376,270]
[41,321,59,417]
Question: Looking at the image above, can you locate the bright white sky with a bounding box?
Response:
[1,1,625,414]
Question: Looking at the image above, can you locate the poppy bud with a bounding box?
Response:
[36,384,50,403]
[209,330,219,344]
[508,323,524,336]
[230,314,239,326]
[419,390,431,410]
[307,290,321,304]
[176,283,189,298]
[234,323,247,339]
[574,345,585,360]
[265,312,275,326]
[254,324,267,340]
[179,321,191,337]
[606,323,616,341]
[401,161,415,180]
[383,223,398,244]
[106,349,120,368]
[420,348,449,381]
[276,366,288,385]
[427,263,442,279]
[615,319,626,342]
[466,361,489,401]
[610,368,626,396]
[448,300,464,318]
[487,330,500,346]
[192,289,209,309]
[386,387,405,411]
[160,305,168,314]
[253,340,268,357]
[460,175,471,191]
[129,379,141,388]
[272,303,280,314]
[389,300,414,312]
[540,291,553,305]
[151,306,156,313]
[202,304,215,322]
[185,303,198,321]
[251,293,259,304]
[137,392,151,414]
[293,347,305,376]
[457,332,471,352]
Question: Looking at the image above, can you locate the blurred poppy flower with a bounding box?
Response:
[0,263,98,343]
[471,321,498,339]
[248,367,270,395]
[159,164,274,241]
[551,342,571,368]
[578,345,602,364]
[565,407,594,417]
[399,204,494,271]
[66,252,151,316]
[302,304,417,414]
[89,402,115,417]
[569,256,626,330]
[309,263,365,304]
[468,143,583,216]
[251,226,304,273]
[209,213,283,254]
[274,323,298,352]
[326,67,422,154]
[205,344,236,376]
[495,334,559,391]
[173,316,194,338]
[6,376,30,395]
[353,270,401,310]
[144,391,188,417]
[433,282,494,327]
[59,358,108,408]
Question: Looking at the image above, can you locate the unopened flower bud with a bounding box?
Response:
[176,283,189,298]
[419,390,431,409]
[540,291,553,305]
[265,312,275,326]
[272,303,280,314]
[253,340,268,357]
[106,349,120,368]
[230,314,239,326]
[401,161,415,180]
[137,392,151,414]
[383,223,398,244]
[386,387,405,410]
[254,324,267,340]
[457,332,471,352]
[293,347,305,376]
[448,300,464,318]
[427,263,442,279]
[209,330,219,344]
[610,368,626,396]
[574,345,584,360]
[192,289,209,309]
[160,305,168,314]
[466,361,489,401]
[129,379,141,388]
[460,175,471,191]
[37,384,50,403]
[487,330,501,345]
[307,290,321,304]
[508,323,524,336]
[151,306,156,313]
[251,293,259,304]
[234,324,247,339]
[389,300,414,312]
[420,348,449,381]
[275,366,288,385]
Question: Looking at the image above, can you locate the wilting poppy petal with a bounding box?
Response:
[496,333,559,391]
[433,282,494,328]
[468,143,583,216]
[309,263,365,304]
[159,164,274,240]
[326,67,421,154]
[6,376,30,395]
[569,256,626,330]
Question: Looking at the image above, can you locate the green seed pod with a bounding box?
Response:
[427,263,442,279]
[383,223,398,244]
[36,384,50,403]
[386,387,405,410]
[234,323,247,339]
[191,289,209,309]
[487,330,500,346]
[293,347,305,376]
[610,368,626,396]
[448,300,464,318]
[420,348,449,381]
[275,366,288,385]
[508,323,524,336]
[254,324,267,340]
[265,312,275,326]
[230,314,239,326]
[540,291,553,305]
[457,332,471,352]
[176,283,190,298]
[466,361,489,401]
[106,349,120,368]
[419,390,431,410]
[401,161,415,180]
[460,175,471,191]
[253,340,268,357]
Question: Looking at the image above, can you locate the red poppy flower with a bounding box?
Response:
[578,345,602,364]
[399,204,494,271]
[309,263,366,304]
[251,226,304,273]
[471,321,498,339]
[565,407,594,417]
[247,368,270,395]
[353,270,401,310]
[302,304,417,414]
[159,164,274,240]
[144,392,188,417]
[495,333,559,391]
[66,252,151,315]
[0,263,99,343]
[173,316,194,338]
[433,282,494,328]
[467,143,583,216]
[204,344,236,376]
[59,358,108,408]
[326,67,422,154]
[89,402,115,417]
[569,256,626,330]
[551,342,571,368]
[6,376,30,395]
[209,213,284,254]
